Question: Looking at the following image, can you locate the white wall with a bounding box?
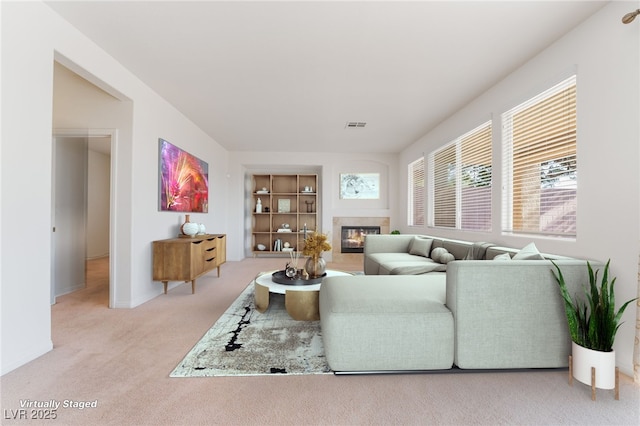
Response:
[1,1,229,374]
[87,148,110,259]
[399,2,639,376]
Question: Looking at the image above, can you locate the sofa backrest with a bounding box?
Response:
[430,238,473,260]
[446,259,604,369]
[486,246,574,261]
[363,234,414,254]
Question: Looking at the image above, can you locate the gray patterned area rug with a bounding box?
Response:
[170,283,331,377]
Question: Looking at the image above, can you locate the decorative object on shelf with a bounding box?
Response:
[256,187,269,194]
[552,260,637,400]
[302,231,331,278]
[181,214,199,237]
[305,200,315,213]
[274,238,282,251]
[256,198,262,213]
[278,199,291,213]
[256,244,266,251]
[302,186,313,193]
[198,223,206,235]
[278,223,292,232]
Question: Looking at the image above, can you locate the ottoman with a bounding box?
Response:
[319,274,454,372]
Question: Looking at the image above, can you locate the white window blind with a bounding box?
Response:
[502,75,577,237]
[429,121,492,230]
[408,157,425,226]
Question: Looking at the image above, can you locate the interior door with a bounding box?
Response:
[51,136,88,303]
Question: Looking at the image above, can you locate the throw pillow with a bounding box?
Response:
[408,237,433,258]
[439,252,455,264]
[430,247,448,263]
[493,253,512,261]
[513,242,545,260]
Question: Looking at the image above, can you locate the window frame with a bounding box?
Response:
[408,156,425,227]
[428,121,493,231]
[501,74,577,238]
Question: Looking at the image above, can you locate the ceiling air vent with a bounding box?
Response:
[345,121,367,128]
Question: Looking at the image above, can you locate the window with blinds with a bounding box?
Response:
[502,75,577,237]
[408,157,425,226]
[428,121,492,230]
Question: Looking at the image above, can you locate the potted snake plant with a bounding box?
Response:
[551,260,636,390]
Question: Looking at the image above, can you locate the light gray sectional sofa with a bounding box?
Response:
[319,234,601,373]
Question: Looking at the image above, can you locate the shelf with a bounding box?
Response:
[251,173,319,255]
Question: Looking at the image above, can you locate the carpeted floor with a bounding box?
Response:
[2,257,639,425]
[171,282,330,377]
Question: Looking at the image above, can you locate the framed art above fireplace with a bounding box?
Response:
[339,173,380,199]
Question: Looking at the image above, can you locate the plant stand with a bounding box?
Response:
[569,355,620,401]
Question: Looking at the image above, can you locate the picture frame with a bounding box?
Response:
[158,138,209,212]
[278,199,291,213]
[339,173,380,199]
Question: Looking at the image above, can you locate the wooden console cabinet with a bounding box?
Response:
[152,234,226,294]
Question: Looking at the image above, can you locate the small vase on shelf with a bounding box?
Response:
[305,256,326,278]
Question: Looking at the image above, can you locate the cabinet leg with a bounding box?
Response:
[615,367,619,400]
[191,280,196,294]
[217,266,221,277]
[163,281,168,294]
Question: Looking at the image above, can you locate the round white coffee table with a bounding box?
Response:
[254,269,353,321]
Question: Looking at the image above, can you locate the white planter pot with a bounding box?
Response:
[572,342,616,389]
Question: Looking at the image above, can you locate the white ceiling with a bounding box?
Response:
[46,1,607,154]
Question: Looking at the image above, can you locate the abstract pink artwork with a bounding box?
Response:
[159,139,208,212]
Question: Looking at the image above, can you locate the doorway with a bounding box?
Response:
[51,130,116,307]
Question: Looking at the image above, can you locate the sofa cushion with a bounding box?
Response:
[319,275,453,371]
[381,259,444,275]
[408,236,433,257]
[439,252,455,264]
[493,253,512,261]
[431,247,448,263]
[464,242,495,260]
[513,242,545,260]
[390,264,447,275]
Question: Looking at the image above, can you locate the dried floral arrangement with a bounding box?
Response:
[302,231,332,260]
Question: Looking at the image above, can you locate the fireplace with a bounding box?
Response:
[341,226,381,253]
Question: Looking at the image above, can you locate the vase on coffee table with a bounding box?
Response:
[305,256,326,278]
